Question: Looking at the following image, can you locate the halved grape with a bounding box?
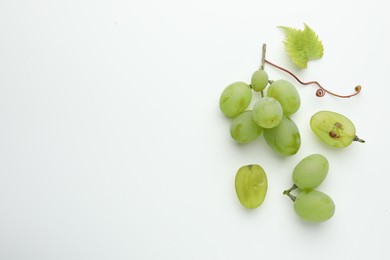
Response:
[310,110,365,148]
[252,97,283,128]
[294,190,335,223]
[292,154,329,191]
[230,111,263,143]
[219,82,252,118]
[235,164,268,209]
[267,79,300,115]
[263,115,301,156]
[251,69,269,92]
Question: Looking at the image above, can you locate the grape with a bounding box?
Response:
[310,110,364,148]
[294,190,335,222]
[267,79,301,115]
[235,164,268,209]
[230,111,263,143]
[252,97,283,128]
[251,69,269,92]
[263,115,301,156]
[292,154,329,191]
[219,82,252,118]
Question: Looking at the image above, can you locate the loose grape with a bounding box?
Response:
[292,154,329,191]
[267,79,301,115]
[263,115,301,156]
[294,190,335,223]
[219,82,252,118]
[252,97,283,128]
[230,111,263,143]
[251,69,269,92]
[235,164,268,209]
[310,110,364,148]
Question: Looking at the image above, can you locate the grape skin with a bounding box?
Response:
[219,82,252,118]
[294,190,335,222]
[235,164,268,209]
[230,111,263,143]
[292,154,329,191]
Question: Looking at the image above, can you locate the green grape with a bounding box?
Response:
[219,82,252,118]
[294,190,335,223]
[235,164,268,209]
[310,110,365,148]
[251,69,269,92]
[267,79,301,115]
[263,115,301,156]
[292,154,329,191]
[252,97,283,128]
[230,111,263,143]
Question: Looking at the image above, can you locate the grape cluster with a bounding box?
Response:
[219,68,301,156]
[284,154,335,223]
[222,43,365,223]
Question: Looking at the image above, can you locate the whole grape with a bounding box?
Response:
[263,115,301,156]
[294,190,335,223]
[251,69,269,92]
[252,97,283,128]
[219,82,252,118]
[292,154,329,191]
[230,111,263,143]
[267,79,300,115]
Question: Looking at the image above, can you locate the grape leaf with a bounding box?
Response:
[278,24,324,69]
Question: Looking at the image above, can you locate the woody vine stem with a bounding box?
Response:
[260,43,362,98]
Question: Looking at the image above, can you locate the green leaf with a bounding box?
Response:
[278,23,324,69]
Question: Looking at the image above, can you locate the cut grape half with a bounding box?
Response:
[310,111,364,148]
[235,164,268,209]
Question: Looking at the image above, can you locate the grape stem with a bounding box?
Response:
[283,184,297,202]
[260,43,266,70]
[264,59,362,98]
[259,43,267,98]
[354,136,365,143]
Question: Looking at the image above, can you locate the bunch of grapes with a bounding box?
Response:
[219,67,301,156]
[221,43,364,224]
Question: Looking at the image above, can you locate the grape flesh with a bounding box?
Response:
[251,69,269,92]
[292,154,329,191]
[252,97,283,128]
[267,80,300,115]
[310,111,358,148]
[294,190,335,222]
[219,82,252,118]
[235,164,268,209]
[230,111,263,143]
[263,115,301,156]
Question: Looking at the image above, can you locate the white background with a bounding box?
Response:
[1,0,389,259]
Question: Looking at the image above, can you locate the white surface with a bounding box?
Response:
[1,0,389,259]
